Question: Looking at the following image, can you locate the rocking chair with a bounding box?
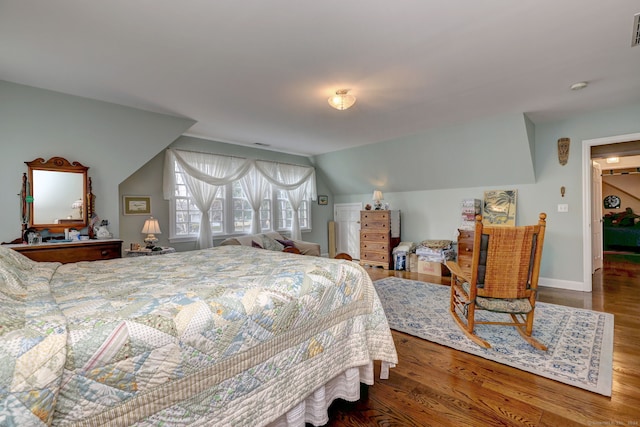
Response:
[446,213,547,350]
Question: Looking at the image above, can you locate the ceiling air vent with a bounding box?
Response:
[633,13,640,47]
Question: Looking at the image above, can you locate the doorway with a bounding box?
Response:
[583,132,640,292]
[333,203,362,260]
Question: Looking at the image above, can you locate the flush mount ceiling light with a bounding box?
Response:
[570,81,588,91]
[328,89,356,110]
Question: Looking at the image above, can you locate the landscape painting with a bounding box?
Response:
[483,190,517,226]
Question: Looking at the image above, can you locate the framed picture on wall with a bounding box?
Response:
[483,189,517,226]
[123,195,152,215]
[318,195,328,205]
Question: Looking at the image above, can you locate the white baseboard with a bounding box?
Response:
[539,276,587,292]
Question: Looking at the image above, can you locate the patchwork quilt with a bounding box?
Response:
[0,245,397,426]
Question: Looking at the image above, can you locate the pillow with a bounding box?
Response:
[251,240,263,249]
[260,234,285,252]
[276,238,296,248]
[0,246,35,270]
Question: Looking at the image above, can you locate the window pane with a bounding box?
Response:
[232,182,253,233]
[210,187,224,233]
[260,199,271,230]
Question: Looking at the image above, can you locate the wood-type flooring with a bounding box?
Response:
[321,256,640,426]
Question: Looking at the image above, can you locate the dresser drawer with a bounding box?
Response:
[458,241,473,257]
[360,241,389,252]
[360,251,389,264]
[458,229,474,241]
[360,231,389,242]
[360,219,389,230]
[12,240,122,264]
[361,211,390,222]
[83,244,122,261]
[457,254,474,277]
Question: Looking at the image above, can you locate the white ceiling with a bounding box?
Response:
[1,1,639,156]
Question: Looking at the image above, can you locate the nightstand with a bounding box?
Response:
[125,247,176,257]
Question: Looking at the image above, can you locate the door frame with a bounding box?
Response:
[582,132,640,292]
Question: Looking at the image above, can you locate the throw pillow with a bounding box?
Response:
[251,240,263,249]
[276,238,295,248]
[260,234,285,251]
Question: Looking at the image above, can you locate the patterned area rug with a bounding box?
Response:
[374,277,614,396]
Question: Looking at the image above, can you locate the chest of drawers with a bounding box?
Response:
[360,210,400,270]
[457,229,474,279]
[10,239,123,264]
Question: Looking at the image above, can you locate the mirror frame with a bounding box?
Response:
[26,157,93,234]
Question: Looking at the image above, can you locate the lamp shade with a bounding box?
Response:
[328,89,356,110]
[372,190,383,202]
[141,217,161,234]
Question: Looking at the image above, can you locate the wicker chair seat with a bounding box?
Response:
[462,282,533,314]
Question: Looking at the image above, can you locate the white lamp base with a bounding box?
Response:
[144,234,158,249]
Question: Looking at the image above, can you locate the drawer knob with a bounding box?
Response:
[465,248,471,252]
[101,250,109,256]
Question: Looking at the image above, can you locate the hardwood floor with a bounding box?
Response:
[323,260,640,426]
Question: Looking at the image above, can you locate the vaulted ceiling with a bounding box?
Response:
[1,1,639,156]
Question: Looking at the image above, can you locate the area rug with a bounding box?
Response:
[373,277,614,396]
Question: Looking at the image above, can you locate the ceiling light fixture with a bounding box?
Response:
[570,81,588,91]
[328,89,356,110]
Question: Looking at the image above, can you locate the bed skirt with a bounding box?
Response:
[267,361,387,427]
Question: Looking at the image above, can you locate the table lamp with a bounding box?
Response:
[142,217,161,248]
[372,190,384,210]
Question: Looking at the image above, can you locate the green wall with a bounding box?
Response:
[0,80,195,242]
[318,102,640,290]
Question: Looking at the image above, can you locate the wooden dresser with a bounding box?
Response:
[9,239,123,264]
[457,229,474,278]
[360,210,400,270]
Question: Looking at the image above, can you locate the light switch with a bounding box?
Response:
[557,204,569,213]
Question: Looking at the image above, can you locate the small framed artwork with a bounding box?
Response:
[483,189,517,226]
[318,195,328,205]
[123,195,152,215]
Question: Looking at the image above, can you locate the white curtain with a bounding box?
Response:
[239,167,271,234]
[255,161,316,240]
[164,149,251,249]
[163,149,317,244]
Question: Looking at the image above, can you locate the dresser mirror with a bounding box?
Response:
[25,157,94,234]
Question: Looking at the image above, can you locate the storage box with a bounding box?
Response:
[408,253,418,272]
[416,259,450,276]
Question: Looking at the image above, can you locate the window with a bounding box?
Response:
[275,190,309,230]
[170,162,310,240]
[173,167,225,237]
[232,182,252,233]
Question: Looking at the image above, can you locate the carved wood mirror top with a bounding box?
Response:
[26,157,93,233]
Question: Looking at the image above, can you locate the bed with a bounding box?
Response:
[0,245,397,426]
[603,225,640,251]
[602,209,640,251]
